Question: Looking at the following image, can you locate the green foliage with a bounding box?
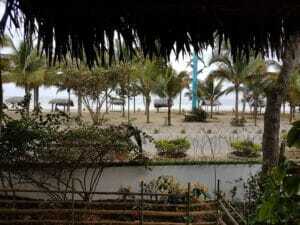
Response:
[155,138,191,158]
[230,140,261,157]
[252,161,300,225]
[143,176,209,204]
[153,128,160,134]
[184,109,208,122]
[0,111,148,163]
[287,120,300,148]
[230,117,246,127]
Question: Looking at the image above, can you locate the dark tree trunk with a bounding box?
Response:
[234,86,239,120]
[210,102,213,119]
[127,94,130,124]
[67,89,71,114]
[0,69,3,125]
[167,98,171,126]
[105,89,108,113]
[122,96,125,117]
[145,97,150,123]
[293,106,296,120]
[33,86,39,112]
[289,104,293,123]
[77,92,82,118]
[242,97,246,120]
[254,104,258,126]
[262,35,300,173]
[24,85,30,116]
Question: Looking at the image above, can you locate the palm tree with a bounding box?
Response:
[134,59,161,123]
[286,68,300,122]
[0,35,13,122]
[154,66,186,126]
[198,77,226,119]
[242,58,269,125]
[10,40,45,114]
[209,53,263,121]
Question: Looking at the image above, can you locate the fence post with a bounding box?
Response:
[140,181,144,225]
[72,179,75,225]
[186,182,191,225]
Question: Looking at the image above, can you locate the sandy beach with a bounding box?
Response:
[7,108,294,161]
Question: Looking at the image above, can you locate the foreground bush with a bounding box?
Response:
[230,117,246,127]
[154,138,191,158]
[0,111,150,200]
[144,176,209,203]
[230,140,261,158]
[184,109,208,122]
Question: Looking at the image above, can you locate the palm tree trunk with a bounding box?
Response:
[0,69,3,128]
[67,89,71,114]
[24,85,30,116]
[127,94,130,124]
[105,89,108,113]
[262,35,300,173]
[210,102,213,119]
[235,86,239,120]
[122,96,125,117]
[179,91,182,114]
[242,99,246,120]
[254,104,258,126]
[77,92,82,118]
[145,96,150,123]
[289,104,293,123]
[167,98,171,126]
[33,86,39,112]
[282,101,286,114]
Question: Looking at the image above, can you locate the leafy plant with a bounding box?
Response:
[230,117,246,127]
[154,138,191,158]
[153,128,160,134]
[184,109,208,122]
[287,120,300,148]
[144,176,209,204]
[252,161,300,225]
[0,110,150,200]
[230,140,261,157]
[117,185,134,200]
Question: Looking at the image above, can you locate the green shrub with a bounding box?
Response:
[144,176,209,203]
[184,109,208,122]
[230,118,246,127]
[153,128,160,134]
[287,120,300,148]
[154,138,191,158]
[230,140,261,157]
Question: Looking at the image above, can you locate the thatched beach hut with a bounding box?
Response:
[49,98,74,112]
[5,96,24,109]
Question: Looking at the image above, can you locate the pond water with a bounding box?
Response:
[9,164,261,200]
[98,164,261,199]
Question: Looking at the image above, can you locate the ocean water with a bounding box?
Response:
[2,83,269,112]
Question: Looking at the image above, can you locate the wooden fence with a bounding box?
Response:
[0,181,220,225]
[0,179,249,225]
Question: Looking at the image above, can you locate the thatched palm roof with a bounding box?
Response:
[1,1,300,66]
[49,98,74,106]
[6,96,24,104]
[201,99,221,106]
